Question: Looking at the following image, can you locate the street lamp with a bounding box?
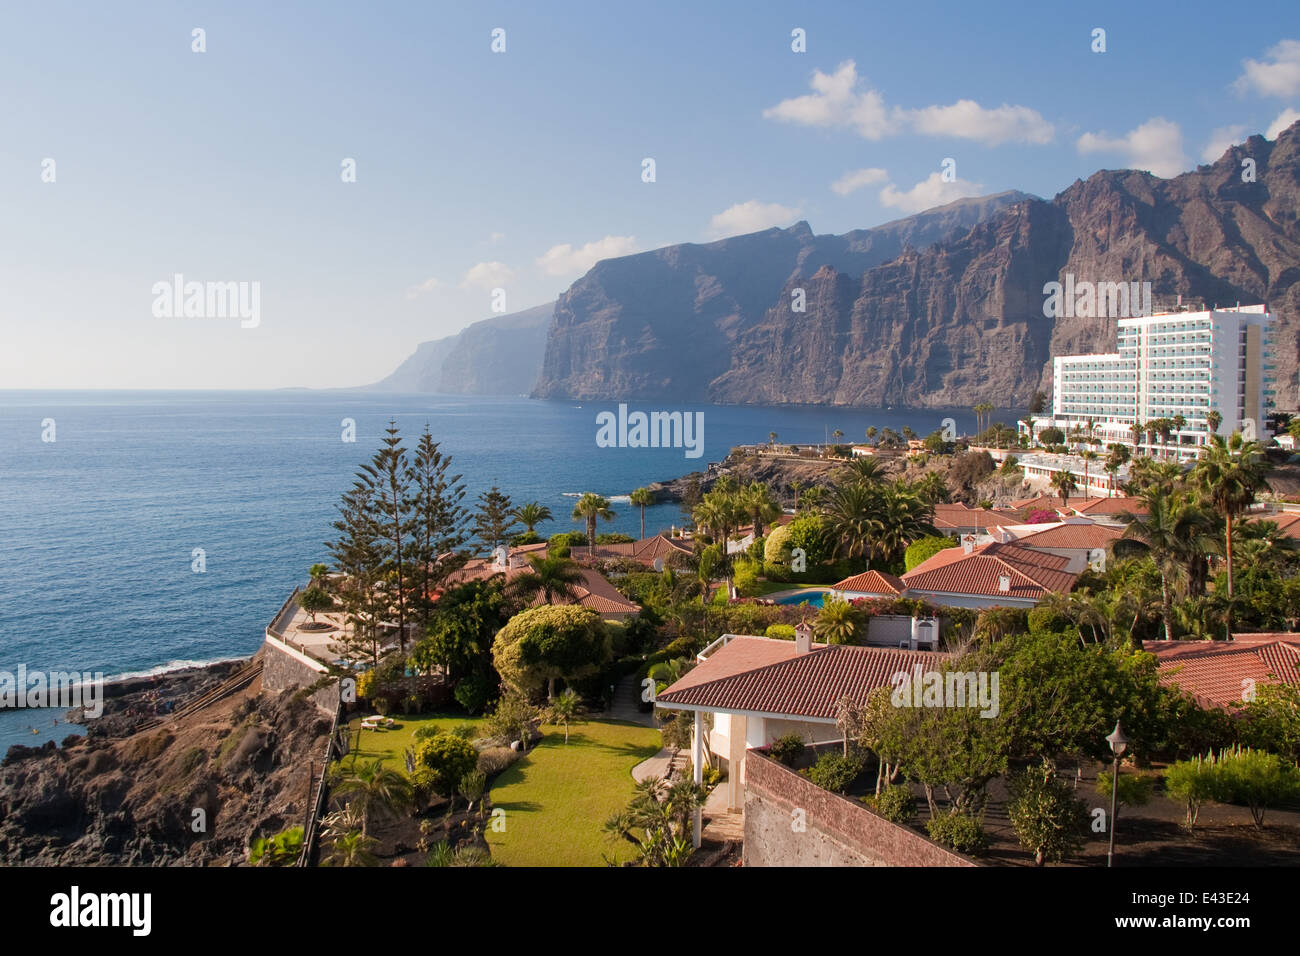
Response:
[1105,720,1129,868]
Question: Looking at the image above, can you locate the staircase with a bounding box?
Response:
[131,654,264,734]
[608,674,655,726]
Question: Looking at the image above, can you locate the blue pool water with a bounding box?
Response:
[775,590,830,608]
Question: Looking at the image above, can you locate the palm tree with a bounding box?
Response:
[865,426,878,446]
[832,428,844,444]
[507,553,585,604]
[1114,491,1219,641]
[1129,421,1146,456]
[822,482,879,563]
[1020,415,1037,448]
[1171,414,1187,458]
[739,482,780,539]
[332,759,415,836]
[511,501,554,534]
[839,456,882,484]
[815,597,858,645]
[869,486,937,567]
[1079,450,1099,498]
[545,687,586,744]
[768,431,778,448]
[629,487,655,540]
[1050,470,1077,508]
[1205,410,1222,440]
[1192,433,1271,599]
[571,492,616,556]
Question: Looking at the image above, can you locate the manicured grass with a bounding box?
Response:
[485,719,663,867]
[340,712,483,773]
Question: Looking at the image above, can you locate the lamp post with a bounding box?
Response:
[1105,720,1129,868]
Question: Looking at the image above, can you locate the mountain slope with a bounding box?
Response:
[373,302,554,394]
[531,191,1033,401]
[533,122,1300,408]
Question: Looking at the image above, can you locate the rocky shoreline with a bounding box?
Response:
[0,656,329,865]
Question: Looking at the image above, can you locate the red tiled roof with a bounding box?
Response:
[657,642,949,719]
[1247,512,1300,539]
[831,569,906,595]
[932,504,1022,530]
[903,541,1077,600]
[662,635,807,695]
[1011,494,1147,516]
[1012,521,1123,550]
[1144,639,1300,709]
[576,533,693,566]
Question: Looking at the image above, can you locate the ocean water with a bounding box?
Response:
[0,390,998,748]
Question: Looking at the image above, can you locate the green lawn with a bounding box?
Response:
[341,712,483,772]
[485,719,663,867]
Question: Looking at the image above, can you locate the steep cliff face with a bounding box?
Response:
[533,121,1300,408]
[373,302,553,395]
[532,191,1033,401]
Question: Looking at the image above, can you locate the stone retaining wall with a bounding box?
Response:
[261,634,339,716]
[743,749,978,867]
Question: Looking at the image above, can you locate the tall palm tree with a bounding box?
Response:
[865,426,878,446]
[1079,449,1099,498]
[571,492,616,556]
[822,482,879,563]
[629,487,655,540]
[507,553,585,604]
[869,486,937,567]
[1129,421,1146,456]
[1205,410,1222,440]
[1192,433,1271,599]
[1050,470,1077,508]
[739,482,780,539]
[510,501,554,533]
[332,759,415,836]
[1114,491,1220,641]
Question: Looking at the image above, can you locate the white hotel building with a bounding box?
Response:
[1026,305,1275,460]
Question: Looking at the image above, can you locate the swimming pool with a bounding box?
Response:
[774,589,831,608]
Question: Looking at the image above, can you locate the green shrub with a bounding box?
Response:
[764,525,793,565]
[765,624,796,640]
[414,733,479,796]
[453,670,496,715]
[1213,746,1300,828]
[1165,754,1218,828]
[732,559,761,597]
[904,536,959,571]
[769,733,806,767]
[1007,767,1089,865]
[1095,770,1155,819]
[870,784,917,823]
[926,811,989,855]
[807,753,863,794]
[1027,605,1073,635]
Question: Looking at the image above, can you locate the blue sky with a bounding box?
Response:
[2,0,1297,389]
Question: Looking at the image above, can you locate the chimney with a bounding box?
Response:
[998,573,1011,593]
[493,546,508,571]
[962,534,976,554]
[794,621,813,655]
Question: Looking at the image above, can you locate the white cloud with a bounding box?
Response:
[536,236,640,277]
[706,201,802,238]
[460,261,515,289]
[1234,39,1300,98]
[878,172,984,214]
[403,277,439,299]
[907,100,1054,145]
[487,232,505,243]
[1267,107,1300,139]
[1077,117,1187,179]
[762,61,898,140]
[1201,124,1248,162]
[831,167,889,195]
[763,60,1053,146]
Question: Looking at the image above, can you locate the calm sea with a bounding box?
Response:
[0,390,1004,748]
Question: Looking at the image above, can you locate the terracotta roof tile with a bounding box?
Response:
[1145,639,1300,709]
[831,569,907,594]
[657,642,949,719]
[903,541,1076,599]
[1011,522,1123,550]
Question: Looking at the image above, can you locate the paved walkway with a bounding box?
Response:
[701,782,744,842]
[632,745,678,783]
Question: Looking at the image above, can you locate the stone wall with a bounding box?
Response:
[261,634,340,716]
[743,749,978,867]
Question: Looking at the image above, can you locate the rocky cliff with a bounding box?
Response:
[534,121,1300,409]
[533,191,1032,402]
[374,301,554,394]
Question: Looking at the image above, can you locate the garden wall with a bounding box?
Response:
[261,634,339,716]
[743,750,978,867]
